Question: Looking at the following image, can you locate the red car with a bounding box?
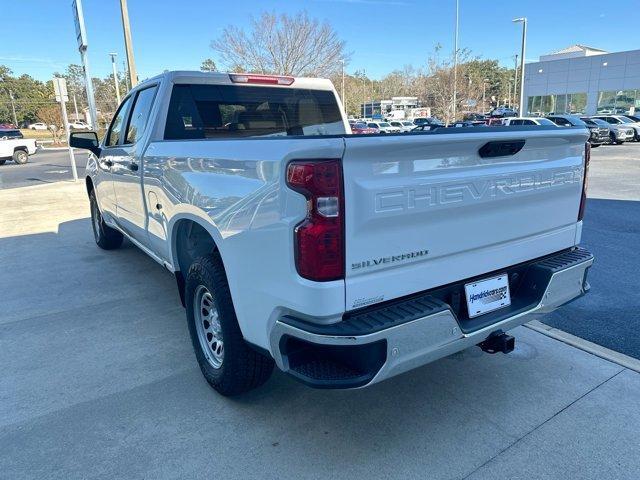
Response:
[350,122,377,134]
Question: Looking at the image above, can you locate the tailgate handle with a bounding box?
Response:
[478,140,525,158]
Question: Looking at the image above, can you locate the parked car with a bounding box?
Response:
[450,121,486,128]
[69,120,91,130]
[590,115,636,144]
[367,121,400,133]
[490,106,518,117]
[27,122,48,130]
[69,70,593,397]
[0,128,24,140]
[486,117,507,126]
[350,122,377,134]
[0,136,37,165]
[546,115,589,132]
[579,117,611,148]
[412,117,445,129]
[592,115,640,141]
[388,120,415,132]
[503,117,556,126]
[463,113,488,123]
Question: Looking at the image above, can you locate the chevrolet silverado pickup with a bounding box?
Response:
[70,71,594,396]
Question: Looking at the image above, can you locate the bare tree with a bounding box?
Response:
[211,12,348,77]
[36,105,63,144]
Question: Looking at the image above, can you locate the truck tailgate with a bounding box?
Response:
[342,127,588,310]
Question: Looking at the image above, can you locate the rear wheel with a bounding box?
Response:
[185,253,274,396]
[89,190,123,250]
[12,149,28,165]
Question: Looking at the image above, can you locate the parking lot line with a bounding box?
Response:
[526,320,640,373]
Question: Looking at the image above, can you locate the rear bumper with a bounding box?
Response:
[269,248,594,389]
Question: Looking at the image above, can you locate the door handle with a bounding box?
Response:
[129,162,139,172]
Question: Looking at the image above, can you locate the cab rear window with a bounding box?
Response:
[164,84,344,140]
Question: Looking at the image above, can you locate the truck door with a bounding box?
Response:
[111,85,158,245]
[97,95,135,222]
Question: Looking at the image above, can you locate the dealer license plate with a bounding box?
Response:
[464,274,511,318]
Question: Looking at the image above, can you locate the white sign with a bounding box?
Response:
[53,77,69,103]
[464,274,511,318]
[72,0,88,51]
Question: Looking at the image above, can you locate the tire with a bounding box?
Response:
[12,149,28,165]
[185,253,274,396]
[89,190,123,250]
[591,144,600,148]
[0,159,6,166]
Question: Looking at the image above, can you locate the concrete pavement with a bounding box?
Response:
[1,182,639,480]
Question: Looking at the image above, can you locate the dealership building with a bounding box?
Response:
[523,45,640,116]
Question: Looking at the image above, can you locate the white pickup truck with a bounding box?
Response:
[70,71,594,396]
[0,135,37,165]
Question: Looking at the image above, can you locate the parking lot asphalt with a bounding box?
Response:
[1,150,640,479]
[0,148,88,189]
[541,143,640,359]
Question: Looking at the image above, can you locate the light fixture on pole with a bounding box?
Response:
[513,17,527,115]
[452,0,459,123]
[109,53,121,104]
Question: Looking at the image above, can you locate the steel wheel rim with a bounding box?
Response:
[17,152,26,162]
[193,285,224,369]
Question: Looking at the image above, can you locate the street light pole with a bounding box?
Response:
[482,79,488,114]
[109,53,121,104]
[341,59,346,115]
[119,0,138,87]
[8,89,18,127]
[513,17,527,115]
[513,54,518,108]
[452,0,459,123]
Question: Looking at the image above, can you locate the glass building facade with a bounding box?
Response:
[527,93,587,115]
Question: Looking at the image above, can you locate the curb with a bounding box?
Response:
[526,320,640,373]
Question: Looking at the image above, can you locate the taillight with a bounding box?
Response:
[229,73,294,85]
[286,159,344,281]
[578,142,590,221]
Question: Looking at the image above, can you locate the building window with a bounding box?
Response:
[597,90,640,114]
[527,92,587,115]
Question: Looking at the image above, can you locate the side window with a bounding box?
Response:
[106,96,134,147]
[125,86,158,144]
[510,120,522,125]
[523,120,535,125]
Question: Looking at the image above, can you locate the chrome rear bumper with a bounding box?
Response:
[269,248,594,389]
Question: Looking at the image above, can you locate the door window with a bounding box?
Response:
[125,86,159,144]
[106,96,134,147]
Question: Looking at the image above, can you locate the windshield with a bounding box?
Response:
[379,122,391,127]
[581,118,596,126]
[402,121,413,126]
[590,118,609,127]
[617,116,633,123]
[354,123,367,128]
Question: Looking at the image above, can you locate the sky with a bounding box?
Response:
[2,0,637,82]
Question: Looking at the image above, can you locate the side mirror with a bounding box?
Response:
[69,131,101,156]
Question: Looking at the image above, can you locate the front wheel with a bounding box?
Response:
[185,253,274,396]
[89,190,123,250]
[12,149,28,164]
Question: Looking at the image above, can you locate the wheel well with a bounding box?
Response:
[174,219,218,276]
[13,147,27,153]
[85,176,94,196]
[173,220,219,308]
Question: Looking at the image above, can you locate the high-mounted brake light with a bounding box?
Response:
[578,142,590,221]
[286,159,344,281]
[228,73,295,86]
